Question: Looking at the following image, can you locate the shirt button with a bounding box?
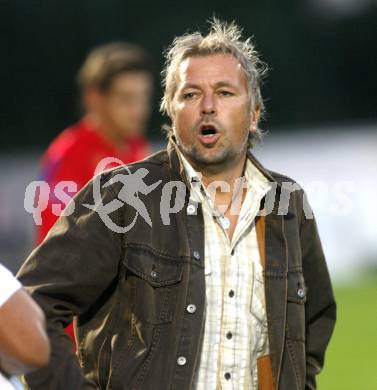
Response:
[193,251,200,260]
[186,304,197,314]
[177,356,187,366]
[186,204,196,215]
[150,270,157,278]
[297,288,305,299]
[226,331,233,339]
[224,372,231,380]
[228,290,235,297]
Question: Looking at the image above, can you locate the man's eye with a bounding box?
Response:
[218,90,233,96]
[183,92,197,100]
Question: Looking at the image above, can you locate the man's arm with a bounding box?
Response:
[18,173,124,389]
[0,267,50,375]
[300,197,337,389]
[0,288,50,375]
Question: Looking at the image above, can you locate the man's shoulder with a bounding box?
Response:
[101,149,170,180]
[41,120,93,164]
[249,156,306,210]
[266,169,306,209]
[90,149,171,202]
[262,168,310,222]
[266,169,301,187]
[248,152,301,188]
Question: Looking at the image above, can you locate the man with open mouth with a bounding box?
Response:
[17,18,336,390]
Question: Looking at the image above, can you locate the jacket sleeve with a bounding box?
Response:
[17,173,124,390]
[299,193,337,390]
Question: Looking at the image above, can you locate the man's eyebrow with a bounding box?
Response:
[180,82,201,90]
[180,81,238,90]
[214,81,238,89]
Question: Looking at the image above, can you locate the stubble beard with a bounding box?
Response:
[179,137,249,176]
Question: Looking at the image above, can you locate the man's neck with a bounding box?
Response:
[174,142,248,204]
[198,155,248,198]
[200,156,248,241]
[177,147,249,240]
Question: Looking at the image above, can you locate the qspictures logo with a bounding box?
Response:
[23,157,355,233]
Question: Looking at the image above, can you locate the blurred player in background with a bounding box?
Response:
[37,42,153,244]
[36,42,153,344]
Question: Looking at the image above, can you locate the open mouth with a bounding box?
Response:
[197,124,220,145]
[200,124,218,137]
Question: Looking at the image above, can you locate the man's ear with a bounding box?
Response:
[250,106,261,133]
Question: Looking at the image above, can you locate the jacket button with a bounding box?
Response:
[224,372,231,380]
[297,288,305,298]
[177,356,187,366]
[186,304,196,314]
[150,270,157,278]
[186,204,196,215]
[193,251,200,260]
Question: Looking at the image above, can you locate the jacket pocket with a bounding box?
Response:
[123,244,183,325]
[100,245,184,388]
[286,269,307,342]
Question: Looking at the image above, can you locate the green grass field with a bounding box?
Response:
[317,274,377,390]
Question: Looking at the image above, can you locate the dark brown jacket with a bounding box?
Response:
[18,143,336,390]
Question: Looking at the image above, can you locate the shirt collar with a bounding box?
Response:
[176,148,272,203]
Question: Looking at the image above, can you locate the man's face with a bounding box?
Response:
[88,71,153,139]
[171,53,259,172]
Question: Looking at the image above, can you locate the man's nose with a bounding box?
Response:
[201,93,216,116]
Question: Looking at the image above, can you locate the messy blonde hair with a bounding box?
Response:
[160,18,268,147]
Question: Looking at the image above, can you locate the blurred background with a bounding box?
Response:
[1,1,376,388]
